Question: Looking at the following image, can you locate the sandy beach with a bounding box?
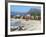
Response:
[10,18,41,31]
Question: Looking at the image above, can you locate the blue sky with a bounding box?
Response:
[10,5,32,13]
[10,5,41,13]
[10,5,41,16]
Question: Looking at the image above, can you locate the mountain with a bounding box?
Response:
[11,12,28,16]
[27,8,41,14]
[11,8,41,16]
[27,8,41,16]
